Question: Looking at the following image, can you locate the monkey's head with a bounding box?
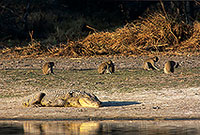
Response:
[169,61,179,68]
[175,62,179,68]
[107,60,113,65]
[48,62,54,67]
[153,56,159,62]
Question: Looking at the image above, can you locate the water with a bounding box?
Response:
[0,120,200,135]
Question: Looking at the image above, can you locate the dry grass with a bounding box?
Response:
[178,21,200,52]
[1,12,199,58]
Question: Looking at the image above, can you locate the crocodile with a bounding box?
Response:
[23,90,101,108]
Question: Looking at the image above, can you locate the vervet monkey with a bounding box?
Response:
[42,62,55,75]
[143,56,160,70]
[164,61,179,74]
[98,60,115,74]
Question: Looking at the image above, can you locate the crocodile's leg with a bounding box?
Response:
[23,92,46,107]
[32,92,46,106]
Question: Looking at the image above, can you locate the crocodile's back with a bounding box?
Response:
[23,89,101,108]
[40,89,70,107]
[22,89,70,107]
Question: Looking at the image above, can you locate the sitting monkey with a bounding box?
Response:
[164,61,179,74]
[143,56,160,71]
[98,60,115,74]
[42,62,55,75]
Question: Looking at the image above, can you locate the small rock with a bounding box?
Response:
[153,106,160,109]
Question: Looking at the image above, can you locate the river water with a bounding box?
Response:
[0,120,200,135]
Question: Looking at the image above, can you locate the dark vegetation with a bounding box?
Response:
[0,1,199,58]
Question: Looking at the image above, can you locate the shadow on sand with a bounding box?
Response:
[102,101,141,107]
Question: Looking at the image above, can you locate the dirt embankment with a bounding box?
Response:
[0,55,200,120]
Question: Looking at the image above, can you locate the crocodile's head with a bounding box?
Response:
[64,91,101,108]
[78,93,101,108]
